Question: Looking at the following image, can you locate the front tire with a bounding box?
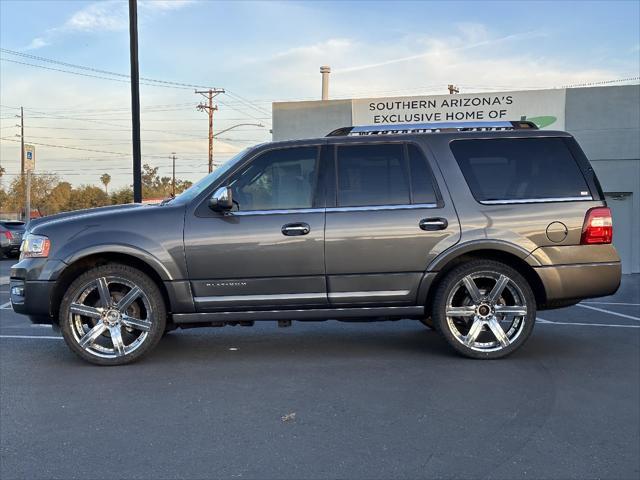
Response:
[431,260,536,359]
[60,264,166,365]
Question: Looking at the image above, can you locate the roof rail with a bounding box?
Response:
[326,120,538,137]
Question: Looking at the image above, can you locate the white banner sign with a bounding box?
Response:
[352,89,566,130]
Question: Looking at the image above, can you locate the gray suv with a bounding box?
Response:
[10,121,621,365]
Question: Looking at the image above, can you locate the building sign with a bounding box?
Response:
[352,89,566,130]
[24,144,36,171]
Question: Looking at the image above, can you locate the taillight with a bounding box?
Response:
[2,231,12,240]
[581,207,613,244]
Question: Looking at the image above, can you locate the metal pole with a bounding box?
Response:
[171,153,176,197]
[129,0,142,203]
[25,170,31,226]
[20,107,25,220]
[208,90,214,173]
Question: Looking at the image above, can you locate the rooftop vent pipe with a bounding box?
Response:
[320,66,331,100]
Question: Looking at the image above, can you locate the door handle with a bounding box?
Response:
[419,217,448,231]
[282,223,310,236]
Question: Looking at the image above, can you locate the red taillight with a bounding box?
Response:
[581,207,613,244]
[2,231,12,240]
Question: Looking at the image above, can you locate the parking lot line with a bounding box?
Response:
[1,301,12,309]
[0,335,62,340]
[577,303,640,322]
[582,301,640,306]
[537,319,640,328]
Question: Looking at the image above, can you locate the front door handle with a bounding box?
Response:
[282,223,310,236]
[419,217,448,231]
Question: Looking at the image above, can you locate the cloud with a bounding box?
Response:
[334,30,544,74]
[62,1,128,32]
[24,37,50,50]
[245,25,628,101]
[23,0,194,49]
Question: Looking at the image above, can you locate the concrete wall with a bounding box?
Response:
[272,99,352,141]
[566,85,640,273]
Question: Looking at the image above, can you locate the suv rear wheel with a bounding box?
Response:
[59,264,166,365]
[432,260,536,359]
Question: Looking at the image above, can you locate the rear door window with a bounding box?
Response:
[336,144,410,207]
[450,137,591,203]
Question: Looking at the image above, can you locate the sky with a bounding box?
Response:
[1,0,639,190]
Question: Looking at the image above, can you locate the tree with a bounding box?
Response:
[0,165,6,213]
[4,173,60,215]
[67,185,110,211]
[48,182,73,213]
[141,163,193,199]
[100,173,111,194]
[110,186,134,205]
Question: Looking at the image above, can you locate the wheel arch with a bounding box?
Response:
[419,247,547,313]
[50,252,171,324]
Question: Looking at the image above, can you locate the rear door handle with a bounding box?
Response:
[419,218,448,231]
[282,223,310,236]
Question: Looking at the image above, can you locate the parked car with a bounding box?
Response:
[10,121,621,365]
[0,220,25,258]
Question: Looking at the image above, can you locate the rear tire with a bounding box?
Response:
[431,260,536,359]
[60,263,166,366]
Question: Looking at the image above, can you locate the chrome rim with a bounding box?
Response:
[68,276,153,359]
[445,271,528,352]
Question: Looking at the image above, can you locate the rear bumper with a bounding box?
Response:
[534,262,621,304]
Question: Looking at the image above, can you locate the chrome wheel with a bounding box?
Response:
[445,271,528,353]
[67,276,153,359]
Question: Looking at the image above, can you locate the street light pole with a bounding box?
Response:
[129,0,142,203]
[212,123,264,138]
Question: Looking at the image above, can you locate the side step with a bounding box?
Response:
[172,306,424,324]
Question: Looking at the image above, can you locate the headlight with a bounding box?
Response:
[20,234,51,258]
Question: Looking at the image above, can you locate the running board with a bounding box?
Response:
[172,306,424,324]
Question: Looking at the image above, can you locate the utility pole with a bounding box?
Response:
[170,152,176,197]
[17,106,26,220]
[129,0,142,203]
[448,84,459,94]
[196,88,225,173]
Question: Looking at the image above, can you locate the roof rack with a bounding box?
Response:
[326,120,538,137]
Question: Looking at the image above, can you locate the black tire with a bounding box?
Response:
[431,260,536,359]
[60,263,166,366]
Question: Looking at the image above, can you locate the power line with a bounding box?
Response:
[1,48,220,90]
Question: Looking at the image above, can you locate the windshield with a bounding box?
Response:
[169,148,252,205]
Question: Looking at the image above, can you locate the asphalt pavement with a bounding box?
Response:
[0,258,638,480]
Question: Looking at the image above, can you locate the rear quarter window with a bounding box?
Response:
[450,137,592,203]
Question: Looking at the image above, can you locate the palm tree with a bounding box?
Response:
[100,173,111,195]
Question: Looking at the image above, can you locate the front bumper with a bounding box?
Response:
[9,278,56,324]
[534,261,622,303]
[10,258,67,324]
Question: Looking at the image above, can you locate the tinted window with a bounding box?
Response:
[450,138,591,202]
[230,147,319,211]
[336,144,409,207]
[408,144,438,204]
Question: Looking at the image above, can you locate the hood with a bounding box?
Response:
[27,203,150,232]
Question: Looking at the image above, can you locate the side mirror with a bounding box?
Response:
[209,186,233,211]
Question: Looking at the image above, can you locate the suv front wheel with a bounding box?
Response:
[59,264,166,365]
[431,260,536,359]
